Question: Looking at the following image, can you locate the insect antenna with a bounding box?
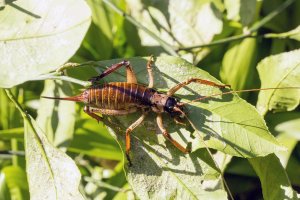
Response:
[182,87,300,105]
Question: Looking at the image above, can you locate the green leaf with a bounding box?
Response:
[0,0,91,88]
[276,133,298,168]
[266,112,300,168]
[126,0,223,60]
[37,80,76,150]
[276,118,300,140]
[1,166,29,200]
[256,49,300,115]
[249,154,300,200]
[0,127,24,141]
[0,172,11,200]
[80,0,114,60]
[224,0,256,26]
[68,117,123,160]
[220,38,257,91]
[25,115,84,200]
[265,25,300,41]
[88,56,284,198]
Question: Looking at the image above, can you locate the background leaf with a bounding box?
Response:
[25,115,84,200]
[0,0,91,88]
[126,0,223,62]
[220,38,258,92]
[224,0,256,27]
[68,117,123,160]
[37,80,76,150]
[0,166,29,200]
[249,154,300,200]
[256,49,300,115]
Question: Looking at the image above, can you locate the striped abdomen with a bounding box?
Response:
[86,82,155,110]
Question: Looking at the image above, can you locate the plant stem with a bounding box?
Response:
[249,0,295,32]
[177,34,254,51]
[102,0,178,56]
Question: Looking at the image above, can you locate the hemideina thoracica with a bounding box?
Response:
[43,56,299,165]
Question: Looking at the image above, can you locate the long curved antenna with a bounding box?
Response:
[182,87,300,105]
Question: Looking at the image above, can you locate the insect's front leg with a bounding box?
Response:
[156,114,190,153]
[167,78,230,96]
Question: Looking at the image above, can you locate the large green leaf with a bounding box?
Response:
[24,115,84,200]
[256,49,300,115]
[86,56,284,198]
[249,154,300,200]
[37,80,76,150]
[0,0,91,88]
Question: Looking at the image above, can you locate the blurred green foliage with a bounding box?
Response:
[0,0,300,199]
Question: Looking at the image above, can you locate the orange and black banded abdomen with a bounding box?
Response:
[86,82,155,110]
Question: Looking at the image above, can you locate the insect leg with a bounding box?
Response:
[89,60,137,84]
[89,107,137,116]
[147,55,154,88]
[167,78,230,96]
[125,112,148,165]
[84,106,103,123]
[156,114,190,153]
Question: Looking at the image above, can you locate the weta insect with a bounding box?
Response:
[43,56,298,165]
[42,56,230,164]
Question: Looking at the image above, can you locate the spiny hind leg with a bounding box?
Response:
[147,55,154,88]
[125,111,148,166]
[84,106,137,122]
[156,114,190,153]
[167,78,231,96]
[89,60,137,84]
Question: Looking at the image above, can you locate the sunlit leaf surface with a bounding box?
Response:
[126,0,223,60]
[0,0,91,88]
[25,116,84,200]
[257,49,300,115]
[37,80,76,150]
